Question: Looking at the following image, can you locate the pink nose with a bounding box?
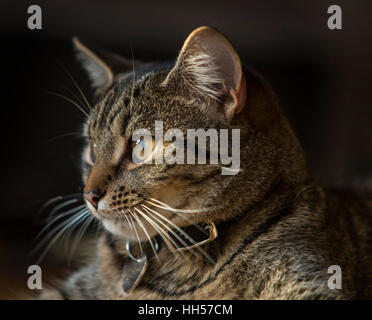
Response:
[84,189,101,208]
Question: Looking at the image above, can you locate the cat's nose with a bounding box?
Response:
[84,189,101,209]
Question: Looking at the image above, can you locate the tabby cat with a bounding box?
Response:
[40,26,371,299]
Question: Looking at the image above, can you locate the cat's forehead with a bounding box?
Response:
[87,70,213,142]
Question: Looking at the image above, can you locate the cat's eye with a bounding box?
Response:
[131,137,155,164]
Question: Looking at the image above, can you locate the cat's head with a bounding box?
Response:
[75,26,307,242]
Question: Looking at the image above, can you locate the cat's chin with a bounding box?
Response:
[102,219,129,238]
[85,205,156,242]
[102,217,158,241]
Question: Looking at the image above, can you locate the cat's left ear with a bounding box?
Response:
[162,26,246,122]
[73,37,135,94]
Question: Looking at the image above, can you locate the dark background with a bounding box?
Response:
[0,0,371,298]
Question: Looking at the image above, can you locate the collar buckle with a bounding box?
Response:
[164,222,218,252]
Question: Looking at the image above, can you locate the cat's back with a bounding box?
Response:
[232,184,372,299]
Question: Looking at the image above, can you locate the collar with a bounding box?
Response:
[154,222,218,252]
[121,222,218,294]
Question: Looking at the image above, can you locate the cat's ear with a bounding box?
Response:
[162,26,246,122]
[73,37,135,94]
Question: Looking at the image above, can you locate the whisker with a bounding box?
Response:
[141,204,215,264]
[147,198,215,214]
[122,210,135,236]
[134,207,182,259]
[60,212,90,254]
[46,91,89,118]
[47,198,83,220]
[33,209,90,263]
[129,209,160,262]
[127,211,143,257]
[46,131,82,144]
[57,62,92,112]
[57,81,88,113]
[68,214,95,261]
[140,205,192,250]
[119,210,143,254]
[39,194,83,215]
[35,208,89,250]
[38,204,87,237]
[145,200,209,236]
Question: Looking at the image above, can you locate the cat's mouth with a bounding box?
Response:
[86,199,140,220]
[84,190,217,245]
[85,196,204,242]
[86,197,167,232]
[86,199,154,239]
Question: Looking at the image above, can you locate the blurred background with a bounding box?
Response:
[0,0,371,298]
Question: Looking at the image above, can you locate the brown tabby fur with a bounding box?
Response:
[39,27,371,299]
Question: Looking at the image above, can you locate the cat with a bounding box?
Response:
[39,26,371,299]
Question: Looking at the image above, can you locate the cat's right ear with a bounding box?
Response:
[162,26,246,123]
[73,37,134,94]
